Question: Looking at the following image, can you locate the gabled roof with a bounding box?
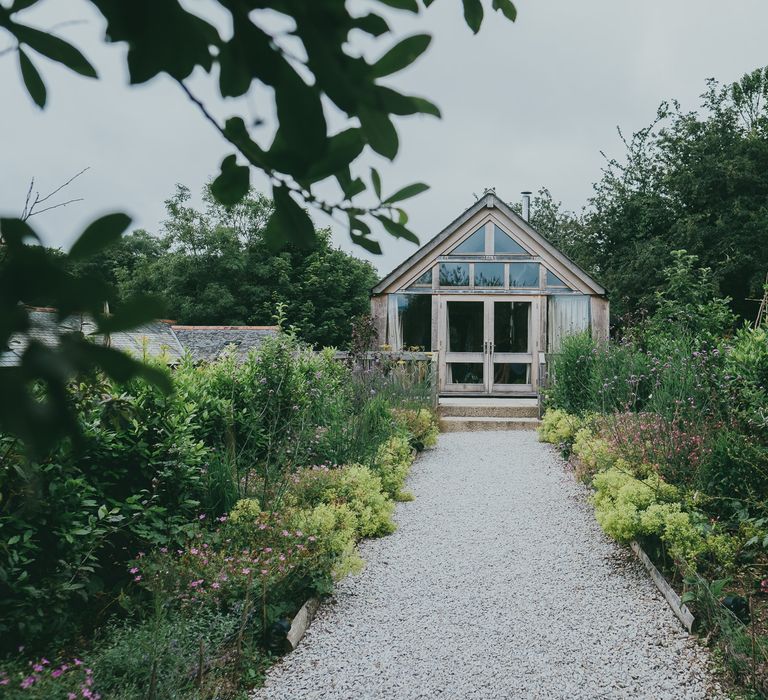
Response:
[372,192,606,296]
[172,326,278,363]
[0,310,280,368]
[0,309,184,367]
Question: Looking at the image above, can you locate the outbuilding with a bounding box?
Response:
[370,191,608,397]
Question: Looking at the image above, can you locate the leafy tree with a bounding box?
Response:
[0,0,517,451]
[114,185,378,348]
[576,68,768,320]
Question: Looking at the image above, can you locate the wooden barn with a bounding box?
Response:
[370,191,608,397]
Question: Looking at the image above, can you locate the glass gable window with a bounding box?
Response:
[474,262,504,287]
[546,269,569,288]
[410,269,433,287]
[395,294,432,350]
[439,262,470,286]
[449,226,485,255]
[509,262,539,288]
[494,225,527,255]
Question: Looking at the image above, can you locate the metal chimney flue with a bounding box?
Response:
[521,191,532,222]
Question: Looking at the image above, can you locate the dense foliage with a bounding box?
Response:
[540,254,768,693]
[71,185,379,348]
[0,332,437,697]
[527,67,768,322]
[0,0,513,455]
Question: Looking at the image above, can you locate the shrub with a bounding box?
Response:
[287,465,395,538]
[696,429,768,511]
[546,332,598,415]
[571,427,615,481]
[0,374,208,654]
[286,503,362,585]
[372,434,415,501]
[593,467,680,542]
[392,408,438,452]
[538,409,584,447]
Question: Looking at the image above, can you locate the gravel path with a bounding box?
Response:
[253,431,723,699]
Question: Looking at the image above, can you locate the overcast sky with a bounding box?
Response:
[1,0,767,278]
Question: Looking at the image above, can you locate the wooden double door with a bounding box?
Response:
[438,295,540,395]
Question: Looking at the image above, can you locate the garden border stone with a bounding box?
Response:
[287,597,320,650]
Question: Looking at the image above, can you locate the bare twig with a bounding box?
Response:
[20,167,89,221]
[25,198,84,219]
[34,167,89,205]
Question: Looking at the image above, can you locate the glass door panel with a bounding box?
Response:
[494,301,530,352]
[448,301,484,352]
[444,300,485,391]
[492,300,533,393]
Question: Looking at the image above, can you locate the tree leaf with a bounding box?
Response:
[210,154,250,206]
[371,168,382,199]
[492,0,518,21]
[383,182,429,204]
[0,218,40,247]
[336,170,366,200]
[303,128,365,183]
[376,0,419,10]
[352,13,390,37]
[18,47,46,108]
[351,231,382,255]
[376,87,441,117]
[9,0,39,12]
[96,294,166,334]
[13,23,97,78]
[375,214,420,244]
[371,34,431,78]
[68,213,131,261]
[359,106,398,160]
[462,0,484,33]
[263,184,316,251]
[91,0,218,83]
[273,67,327,162]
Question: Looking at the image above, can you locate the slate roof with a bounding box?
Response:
[171,326,278,363]
[0,309,185,367]
[1,310,278,368]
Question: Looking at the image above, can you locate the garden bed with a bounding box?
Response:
[0,333,439,698]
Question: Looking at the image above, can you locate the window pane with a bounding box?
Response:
[546,269,569,288]
[396,294,432,350]
[449,226,486,255]
[447,301,484,352]
[509,262,539,288]
[494,225,527,254]
[494,301,530,353]
[493,363,530,384]
[474,262,504,287]
[411,269,432,287]
[439,262,469,286]
[448,363,484,384]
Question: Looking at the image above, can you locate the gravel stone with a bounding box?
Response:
[252,431,724,699]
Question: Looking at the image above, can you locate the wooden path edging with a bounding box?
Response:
[630,540,695,632]
[566,454,695,633]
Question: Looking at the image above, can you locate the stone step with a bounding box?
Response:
[439,416,541,432]
[438,404,539,418]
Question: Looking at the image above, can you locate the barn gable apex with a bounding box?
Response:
[372,192,606,296]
